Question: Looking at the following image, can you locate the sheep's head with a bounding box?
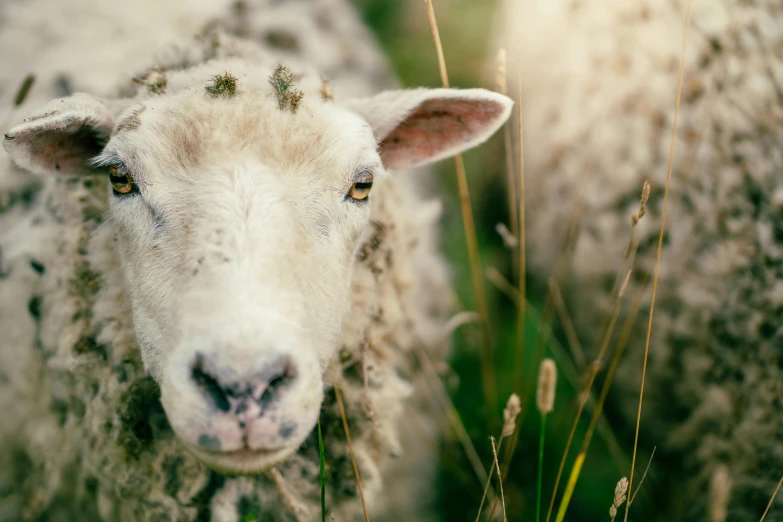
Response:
[3,63,512,474]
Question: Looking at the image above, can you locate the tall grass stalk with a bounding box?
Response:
[543,270,635,522]
[623,2,692,519]
[414,345,489,486]
[759,475,783,522]
[537,413,547,522]
[423,0,496,415]
[334,385,370,522]
[318,418,326,522]
[512,0,528,397]
[491,436,508,522]
[495,48,519,269]
[476,394,521,522]
[547,277,586,369]
[489,215,584,521]
[536,360,556,522]
[553,283,648,522]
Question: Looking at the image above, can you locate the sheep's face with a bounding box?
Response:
[99,91,380,473]
[3,70,512,474]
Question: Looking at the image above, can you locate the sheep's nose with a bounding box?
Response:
[190,352,297,422]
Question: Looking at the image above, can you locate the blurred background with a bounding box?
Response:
[356,1,633,520]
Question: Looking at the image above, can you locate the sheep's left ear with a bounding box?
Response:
[344,88,513,169]
[3,93,115,176]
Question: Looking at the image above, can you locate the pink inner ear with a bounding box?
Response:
[22,123,106,174]
[379,97,504,169]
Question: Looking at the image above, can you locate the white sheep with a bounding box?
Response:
[0,0,513,520]
[498,0,782,519]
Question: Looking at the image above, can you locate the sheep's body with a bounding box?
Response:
[500,0,782,519]
[0,1,450,520]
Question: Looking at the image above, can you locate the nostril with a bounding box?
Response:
[258,355,297,406]
[191,353,231,412]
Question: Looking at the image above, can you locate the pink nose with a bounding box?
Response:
[190,351,298,427]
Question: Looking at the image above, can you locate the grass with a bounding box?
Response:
[624,1,692,519]
[351,0,775,520]
[424,0,497,417]
[318,418,326,522]
[334,384,370,522]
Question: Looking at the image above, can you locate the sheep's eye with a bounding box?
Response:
[109,164,137,196]
[348,173,373,202]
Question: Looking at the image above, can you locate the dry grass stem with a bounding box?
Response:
[490,236,583,520]
[269,468,305,522]
[424,0,496,414]
[481,274,624,467]
[551,283,648,522]
[628,447,656,506]
[333,385,370,522]
[439,311,481,345]
[759,474,783,522]
[476,394,520,522]
[512,0,528,399]
[486,267,520,305]
[709,464,731,522]
[624,2,692,520]
[414,346,489,486]
[495,47,519,265]
[492,436,508,522]
[547,277,586,369]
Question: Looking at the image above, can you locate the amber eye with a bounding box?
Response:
[109,164,136,195]
[348,173,374,201]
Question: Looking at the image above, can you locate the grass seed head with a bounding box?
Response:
[536,359,557,414]
[501,393,521,438]
[632,180,651,226]
[610,477,628,521]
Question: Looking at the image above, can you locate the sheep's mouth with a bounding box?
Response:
[180,438,297,475]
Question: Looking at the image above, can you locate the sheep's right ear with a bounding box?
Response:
[3,93,115,176]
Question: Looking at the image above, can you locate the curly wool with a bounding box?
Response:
[498,0,782,520]
[0,1,450,521]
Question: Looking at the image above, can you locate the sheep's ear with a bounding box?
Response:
[2,93,115,176]
[344,88,513,170]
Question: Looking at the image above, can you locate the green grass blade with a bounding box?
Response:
[318,417,326,522]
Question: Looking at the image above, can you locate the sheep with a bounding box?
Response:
[0,0,513,520]
[497,0,782,520]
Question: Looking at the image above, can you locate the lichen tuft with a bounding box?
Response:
[133,69,167,94]
[269,64,304,112]
[206,72,238,98]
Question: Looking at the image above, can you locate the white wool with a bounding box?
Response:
[496,0,783,520]
[0,0,512,520]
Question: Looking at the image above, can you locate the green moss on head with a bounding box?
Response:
[206,72,238,97]
[269,64,304,112]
